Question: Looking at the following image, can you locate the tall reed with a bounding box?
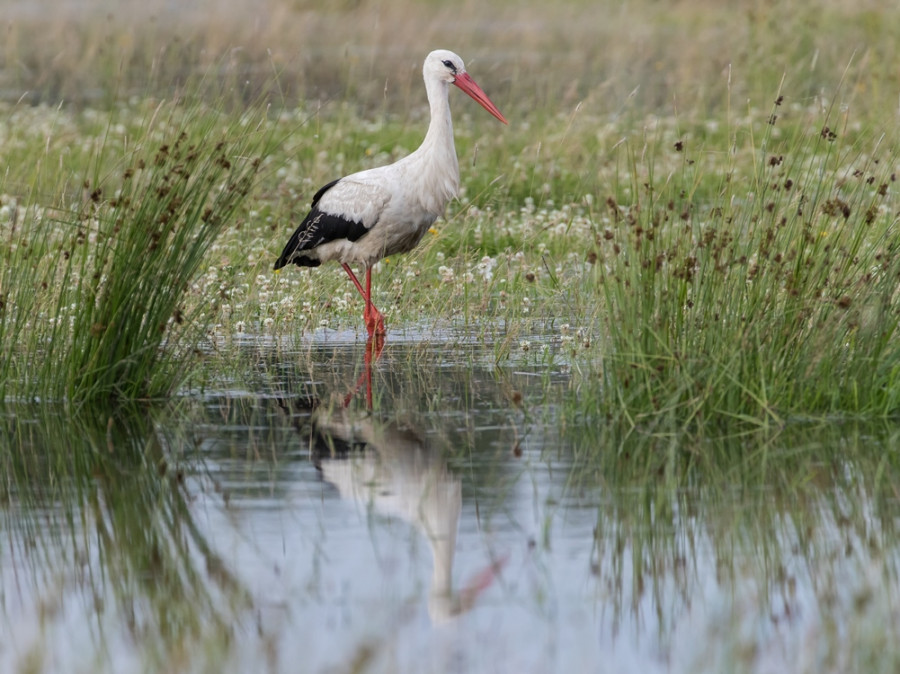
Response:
[0,98,274,403]
[582,97,900,428]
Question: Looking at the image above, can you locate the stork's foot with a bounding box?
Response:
[364,305,386,337]
[367,317,386,337]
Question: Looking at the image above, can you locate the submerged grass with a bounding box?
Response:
[6,351,900,672]
[562,414,900,673]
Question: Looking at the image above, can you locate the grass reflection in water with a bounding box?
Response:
[2,341,900,673]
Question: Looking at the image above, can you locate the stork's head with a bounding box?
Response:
[425,49,508,125]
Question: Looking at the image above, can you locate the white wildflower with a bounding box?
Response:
[477,255,496,282]
[438,265,455,283]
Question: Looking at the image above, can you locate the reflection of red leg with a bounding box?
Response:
[364,331,385,365]
[457,553,509,613]
[342,332,385,409]
[361,332,384,408]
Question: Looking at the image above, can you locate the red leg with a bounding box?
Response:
[341,263,366,298]
[342,264,386,337]
[363,267,386,337]
[338,265,386,407]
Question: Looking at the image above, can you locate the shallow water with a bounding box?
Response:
[2,333,900,673]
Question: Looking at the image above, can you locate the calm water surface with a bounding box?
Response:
[2,331,899,673]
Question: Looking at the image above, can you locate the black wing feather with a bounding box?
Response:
[273,179,370,270]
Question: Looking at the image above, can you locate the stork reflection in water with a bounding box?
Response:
[288,399,506,622]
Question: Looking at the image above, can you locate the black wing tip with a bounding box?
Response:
[273,253,321,270]
[273,252,296,270]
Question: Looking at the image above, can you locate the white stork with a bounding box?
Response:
[273,49,507,337]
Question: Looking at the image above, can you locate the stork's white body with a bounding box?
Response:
[274,49,507,337]
[310,73,461,268]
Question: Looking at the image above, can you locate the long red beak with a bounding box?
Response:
[453,72,508,125]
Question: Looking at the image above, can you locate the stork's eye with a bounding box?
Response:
[441,59,457,73]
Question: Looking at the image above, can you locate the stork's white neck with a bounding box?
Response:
[422,77,455,152]
[407,75,460,214]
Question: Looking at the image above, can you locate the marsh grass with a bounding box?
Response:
[5,0,900,124]
[197,79,900,428]
[0,96,275,403]
[575,94,900,427]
